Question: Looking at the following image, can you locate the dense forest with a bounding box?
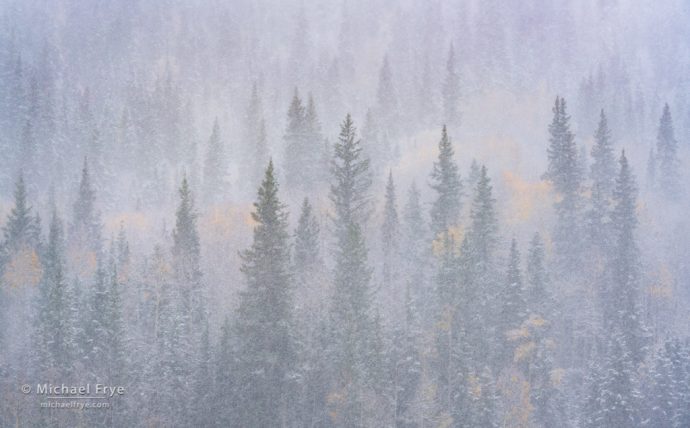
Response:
[0,0,689,427]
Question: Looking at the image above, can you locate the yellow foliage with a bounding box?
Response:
[105,212,150,236]
[2,247,42,291]
[526,314,546,328]
[431,225,464,257]
[514,342,535,363]
[498,369,533,428]
[67,245,98,280]
[648,264,674,298]
[550,368,565,386]
[437,413,453,428]
[468,374,482,399]
[435,307,453,332]
[501,171,551,224]
[507,327,530,341]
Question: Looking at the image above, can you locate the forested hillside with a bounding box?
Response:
[0,1,689,426]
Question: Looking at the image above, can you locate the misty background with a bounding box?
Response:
[0,0,689,426]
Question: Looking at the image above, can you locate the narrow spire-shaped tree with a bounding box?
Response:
[203,118,227,203]
[330,113,372,233]
[655,103,680,198]
[377,54,398,133]
[381,170,400,291]
[544,96,583,271]
[328,114,382,425]
[2,173,40,257]
[283,88,307,190]
[587,151,648,427]
[235,160,296,427]
[430,125,462,238]
[498,238,526,364]
[70,157,102,254]
[588,109,616,249]
[34,209,74,376]
[442,43,461,128]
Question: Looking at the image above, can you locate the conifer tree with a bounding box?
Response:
[34,209,73,376]
[328,114,382,426]
[70,158,102,255]
[294,197,320,276]
[203,118,227,203]
[588,109,616,249]
[648,339,690,427]
[1,173,40,260]
[244,82,268,188]
[586,151,647,427]
[330,114,372,233]
[656,103,680,198]
[430,125,462,238]
[381,170,399,291]
[498,238,526,364]
[293,197,324,321]
[376,55,398,134]
[442,43,461,128]
[526,233,552,319]
[283,88,307,190]
[235,160,296,426]
[544,96,583,271]
[467,165,498,271]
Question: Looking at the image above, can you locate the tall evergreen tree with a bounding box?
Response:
[1,173,40,260]
[244,82,269,188]
[293,197,320,278]
[647,339,690,427]
[526,233,552,319]
[585,151,647,427]
[34,209,74,376]
[430,125,462,238]
[442,43,461,128]
[376,54,398,134]
[327,114,383,426]
[588,109,616,249]
[330,114,372,233]
[655,103,680,197]
[235,160,296,427]
[203,118,227,203]
[544,96,583,271]
[70,158,102,255]
[381,170,400,292]
[171,175,207,425]
[498,238,526,364]
[283,88,320,191]
[293,197,324,321]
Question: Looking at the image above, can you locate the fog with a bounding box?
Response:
[0,1,689,426]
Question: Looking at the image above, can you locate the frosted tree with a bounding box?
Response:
[376,54,398,136]
[646,339,690,427]
[381,170,400,292]
[587,109,616,250]
[327,114,383,426]
[70,158,102,255]
[330,114,372,232]
[202,118,227,203]
[442,43,461,129]
[430,125,462,238]
[655,104,680,198]
[33,209,74,377]
[243,82,268,188]
[585,151,648,427]
[544,96,583,272]
[1,173,40,262]
[234,161,297,427]
[498,238,526,364]
[282,89,325,191]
